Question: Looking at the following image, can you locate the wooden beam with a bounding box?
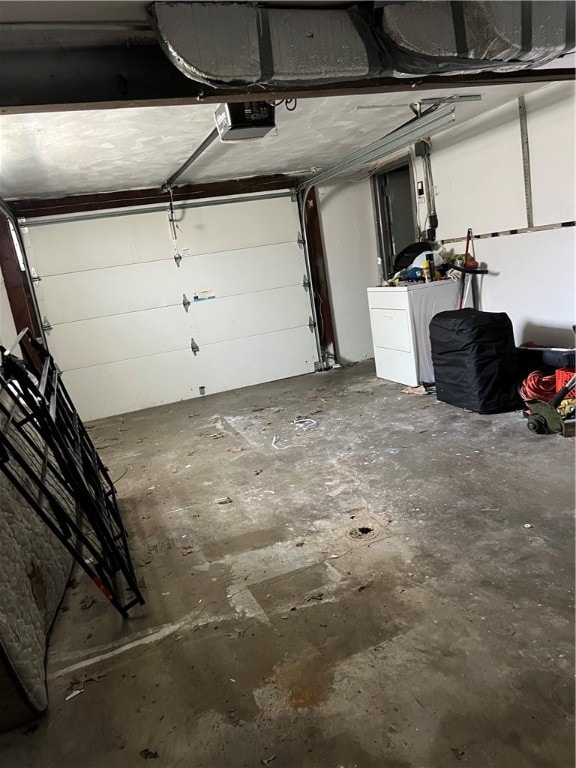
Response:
[0,215,41,338]
[304,188,335,351]
[11,175,297,219]
[0,40,572,115]
[194,68,576,105]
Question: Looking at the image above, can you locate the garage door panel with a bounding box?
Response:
[66,323,317,422]
[36,259,183,323]
[62,349,197,422]
[46,306,190,370]
[25,211,173,276]
[29,194,318,419]
[189,285,311,346]
[179,242,305,296]
[188,326,318,397]
[177,196,299,255]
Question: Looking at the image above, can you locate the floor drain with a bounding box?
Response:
[348,525,377,540]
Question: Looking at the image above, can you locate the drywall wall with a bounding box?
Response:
[317,179,379,363]
[424,82,574,346]
[446,227,575,347]
[431,100,528,237]
[0,273,17,350]
[525,82,575,226]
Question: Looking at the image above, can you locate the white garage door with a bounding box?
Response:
[23,193,319,421]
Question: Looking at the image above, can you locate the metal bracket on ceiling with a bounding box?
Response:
[302,275,310,292]
[41,317,52,334]
[308,316,316,332]
[409,94,482,120]
[421,94,482,106]
[297,104,455,193]
[182,293,191,313]
[297,232,304,249]
[190,337,200,356]
[174,251,183,268]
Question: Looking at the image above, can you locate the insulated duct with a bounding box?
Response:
[150,1,575,89]
[378,1,575,76]
[151,3,382,87]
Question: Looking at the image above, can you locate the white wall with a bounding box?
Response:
[0,272,18,350]
[317,180,379,363]
[448,228,575,347]
[526,82,576,226]
[426,82,575,346]
[432,100,528,235]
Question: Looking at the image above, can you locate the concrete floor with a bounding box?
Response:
[0,362,574,768]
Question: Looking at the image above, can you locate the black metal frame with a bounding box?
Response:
[0,331,143,617]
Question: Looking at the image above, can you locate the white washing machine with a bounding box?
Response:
[367,281,460,386]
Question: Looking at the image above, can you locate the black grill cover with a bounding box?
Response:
[430,309,520,413]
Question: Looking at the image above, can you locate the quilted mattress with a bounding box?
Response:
[0,388,73,731]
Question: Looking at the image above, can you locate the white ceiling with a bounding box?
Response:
[0,82,551,200]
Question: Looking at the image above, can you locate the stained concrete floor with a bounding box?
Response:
[1,361,574,768]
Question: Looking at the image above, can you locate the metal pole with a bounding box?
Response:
[518,95,534,229]
[162,128,219,191]
[22,190,293,227]
[297,105,455,192]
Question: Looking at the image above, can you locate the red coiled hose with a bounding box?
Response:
[520,371,557,401]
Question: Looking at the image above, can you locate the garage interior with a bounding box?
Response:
[0,2,574,767]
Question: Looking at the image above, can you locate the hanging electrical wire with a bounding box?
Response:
[167,188,186,267]
[167,187,178,242]
[270,98,298,112]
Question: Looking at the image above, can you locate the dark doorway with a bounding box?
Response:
[375,164,416,277]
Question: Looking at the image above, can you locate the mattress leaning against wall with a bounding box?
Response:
[0,332,144,732]
[0,386,73,732]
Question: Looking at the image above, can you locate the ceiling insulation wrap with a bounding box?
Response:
[150,3,383,87]
[378,1,575,75]
[150,2,575,89]
[153,3,262,85]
